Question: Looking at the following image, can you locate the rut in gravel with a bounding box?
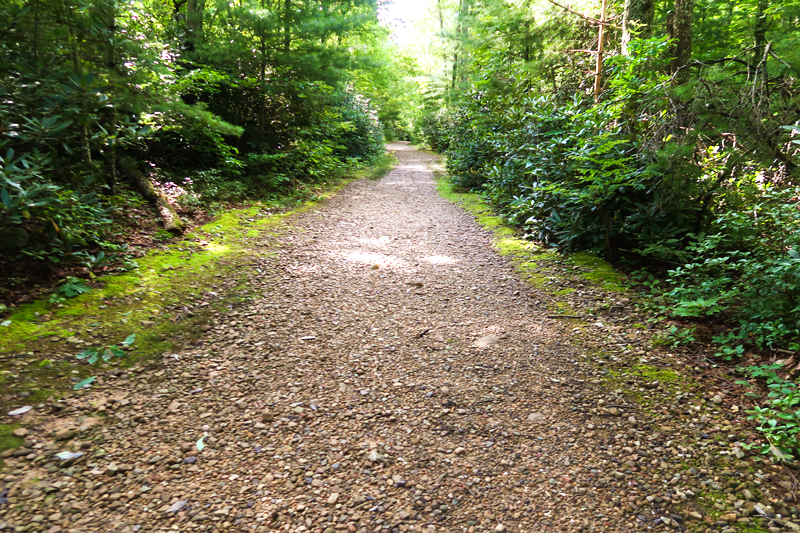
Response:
[4,143,688,533]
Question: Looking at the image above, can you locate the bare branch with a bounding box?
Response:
[543,0,621,29]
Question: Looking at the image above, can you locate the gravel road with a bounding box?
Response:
[1,143,792,533]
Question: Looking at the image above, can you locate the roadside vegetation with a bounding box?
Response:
[410,0,800,461]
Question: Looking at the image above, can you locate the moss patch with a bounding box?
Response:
[0,424,24,455]
[568,251,627,292]
[604,363,695,408]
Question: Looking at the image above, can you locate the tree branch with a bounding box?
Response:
[543,0,621,29]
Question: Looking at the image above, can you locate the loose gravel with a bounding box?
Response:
[1,143,797,533]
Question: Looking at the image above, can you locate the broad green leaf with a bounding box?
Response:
[107,347,126,358]
[73,376,96,390]
[196,435,206,452]
[122,334,136,346]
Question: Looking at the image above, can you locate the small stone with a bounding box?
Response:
[453,447,466,455]
[368,450,382,462]
[528,413,544,421]
[327,493,339,505]
[261,412,274,423]
[167,500,187,513]
[54,429,77,441]
[711,394,724,405]
[12,428,28,438]
[476,335,500,347]
[494,525,506,532]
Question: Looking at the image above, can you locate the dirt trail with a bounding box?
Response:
[0,143,787,533]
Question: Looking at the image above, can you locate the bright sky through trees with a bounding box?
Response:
[379,0,431,43]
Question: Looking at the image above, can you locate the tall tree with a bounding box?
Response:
[671,0,694,83]
[621,0,655,55]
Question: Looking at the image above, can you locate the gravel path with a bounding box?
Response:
[1,143,793,533]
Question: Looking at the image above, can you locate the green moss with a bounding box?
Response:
[436,175,627,316]
[551,301,577,315]
[0,424,25,455]
[603,363,694,408]
[0,164,378,408]
[626,364,684,384]
[568,251,627,292]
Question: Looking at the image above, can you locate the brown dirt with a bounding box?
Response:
[1,143,797,533]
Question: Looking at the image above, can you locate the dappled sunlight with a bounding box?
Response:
[420,255,457,265]
[353,236,393,247]
[290,263,320,275]
[327,247,418,272]
[203,243,229,254]
[400,163,429,171]
[344,251,388,264]
[382,181,431,187]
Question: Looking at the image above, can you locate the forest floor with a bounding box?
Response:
[0,143,797,533]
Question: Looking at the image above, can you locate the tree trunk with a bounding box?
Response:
[753,0,768,62]
[283,0,291,52]
[451,0,471,93]
[117,154,184,235]
[186,0,204,52]
[671,0,694,84]
[621,0,655,55]
[102,0,117,194]
[594,0,607,102]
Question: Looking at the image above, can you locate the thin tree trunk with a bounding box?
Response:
[621,0,655,55]
[594,0,607,102]
[103,0,117,193]
[186,0,204,52]
[753,0,768,63]
[671,0,694,84]
[283,0,291,52]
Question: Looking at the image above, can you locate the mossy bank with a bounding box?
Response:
[0,158,396,422]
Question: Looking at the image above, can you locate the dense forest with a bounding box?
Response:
[2,0,800,453]
[0,0,419,266]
